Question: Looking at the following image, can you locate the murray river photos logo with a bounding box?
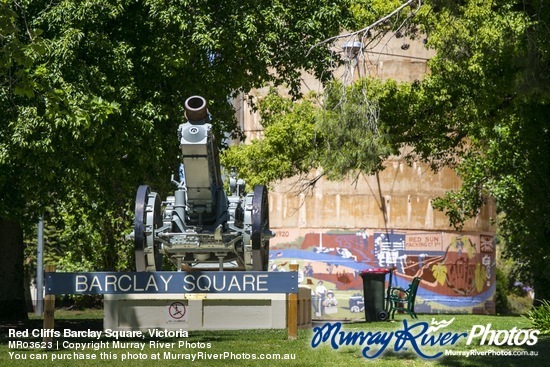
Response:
[311,318,540,359]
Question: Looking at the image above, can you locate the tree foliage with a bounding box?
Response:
[222,90,320,188]
[413,0,550,303]
[1,0,351,246]
[316,79,400,180]
[0,0,352,318]
[222,79,400,188]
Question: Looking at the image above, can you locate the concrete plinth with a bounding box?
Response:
[104,293,288,331]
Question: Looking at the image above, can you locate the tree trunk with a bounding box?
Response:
[532,262,550,307]
[0,218,28,321]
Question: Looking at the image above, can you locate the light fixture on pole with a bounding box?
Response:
[342,40,363,61]
[342,40,363,84]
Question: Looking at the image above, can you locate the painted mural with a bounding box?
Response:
[268,230,496,319]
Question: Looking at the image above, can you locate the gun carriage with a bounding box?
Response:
[130,96,272,271]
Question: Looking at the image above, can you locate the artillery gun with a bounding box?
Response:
[130,96,272,271]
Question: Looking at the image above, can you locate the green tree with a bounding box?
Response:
[407,0,550,304]
[222,90,320,188]
[222,80,400,188]
[0,0,351,320]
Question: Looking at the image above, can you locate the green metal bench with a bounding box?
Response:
[388,276,422,319]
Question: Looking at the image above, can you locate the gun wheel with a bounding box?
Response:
[251,185,270,271]
[134,185,163,271]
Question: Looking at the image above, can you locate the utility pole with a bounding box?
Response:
[36,217,44,315]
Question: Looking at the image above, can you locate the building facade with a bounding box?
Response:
[235,34,496,318]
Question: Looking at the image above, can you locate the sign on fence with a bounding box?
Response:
[45,271,299,295]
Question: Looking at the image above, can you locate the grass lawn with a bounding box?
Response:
[1,310,548,366]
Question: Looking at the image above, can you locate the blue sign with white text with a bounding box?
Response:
[45,271,299,295]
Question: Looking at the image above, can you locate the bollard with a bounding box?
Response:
[287,263,299,340]
[43,265,56,344]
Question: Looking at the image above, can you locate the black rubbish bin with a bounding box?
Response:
[359,268,391,322]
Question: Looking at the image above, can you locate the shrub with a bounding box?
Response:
[495,267,512,315]
[509,294,532,315]
[525,299,550,334]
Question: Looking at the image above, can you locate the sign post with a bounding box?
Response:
[43,265,56,344]
[287,264,299,340]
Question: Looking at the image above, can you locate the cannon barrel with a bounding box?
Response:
[178,95,222,217]
[184,95,209,123]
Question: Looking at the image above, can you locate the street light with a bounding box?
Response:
[342,40,363,61]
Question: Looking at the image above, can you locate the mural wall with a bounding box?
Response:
[269,230,496,319]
